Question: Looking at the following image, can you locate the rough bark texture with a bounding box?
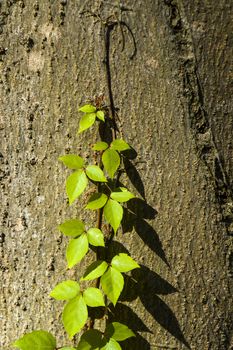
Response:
[0,0,232,349]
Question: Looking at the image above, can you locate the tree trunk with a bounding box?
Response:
[0,1,232,349]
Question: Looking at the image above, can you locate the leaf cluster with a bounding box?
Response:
[13,103,141,350]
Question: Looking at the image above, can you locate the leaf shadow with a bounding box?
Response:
[122,208,169,266]
[127,198,157,220]
[108,265,190,349]
[104,240,130,263]
[121,334,151,350]
[136,266,177,295]
[109,165,189,347]
[134,267,189,348]
[108,302,151,333]
[123,157,146,199]
[107,303,152,348]
[118,265,177,304]
[139,293,191,349]
[88,306,105,321]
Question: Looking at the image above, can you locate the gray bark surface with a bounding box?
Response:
[0,1,232,349]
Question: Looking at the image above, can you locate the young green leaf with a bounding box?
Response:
[103,199,123,233]
[50,280,80,300]
[96,110,105,121]
[101,338,122,350]
[83,287,105,307]
[58,219,85,237]
[62,295,88,339]
[85,193,108,210]
[110,139,130,152]
[13,330,56,350]
[87,228,105,247]
[66,170,88,205]
[79,104,96,113]
[100,267,124,305]
[92,141,109,151]
[105,322,135,341]
[102,149,120,179]
[110,189,135,202]
[78,113,96,133]
[111,253,140,273]
[59,154,84,169]
[86,165,107,182]
[77,329,105,350]
[81,260,108,281]
[66,234,89,268]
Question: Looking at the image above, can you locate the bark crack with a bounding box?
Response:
[163,1,233,348]
[164,0,233,237]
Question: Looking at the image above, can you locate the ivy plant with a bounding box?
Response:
[13,99,141,350]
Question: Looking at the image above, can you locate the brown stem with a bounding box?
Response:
[88,19,119,332]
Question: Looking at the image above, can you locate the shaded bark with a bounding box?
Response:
[0,1,232,349]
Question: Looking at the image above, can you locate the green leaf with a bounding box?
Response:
[111,253,140,273]
[62,295,88,339]
[86,193,108,210]
[66,170,88,205]
[83,287,105,307]
[79,104,96,113]
[103,199,123,233]
[86,165,107,182]
[101,338,122,350]
[60,348,76,350]
[66,234,89,268]
[77,330,105,350]
[92,141,109,151]
[59,154,84,169]
[58,219,85,237]
[81,260,108,281]
[13,330,56,350]
[110,188,135,202]
[96,110,105,121]
[50,280,80,300]
[100,267,124,305]
[87,228,105,247]
[105,322,135,341]
[102,149,120,179]
[78,113,96,133]
[111,139,130,152]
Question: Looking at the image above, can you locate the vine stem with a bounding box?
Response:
[88,19,119,330]
[102,21,118,141]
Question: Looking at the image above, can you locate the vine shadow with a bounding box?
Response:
[105,242,190,349]
[121,197,169,267]
[112,147,189,347]
[119,156,190,347]
[85,5,190,348]
[123,155,146,199]
[108,303,151,349]
[132,267,190,349]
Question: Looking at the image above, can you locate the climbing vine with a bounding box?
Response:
[13,97,140,350]
[12,4,141,350]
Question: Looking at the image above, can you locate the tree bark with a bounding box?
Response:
[0,1,232,349]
